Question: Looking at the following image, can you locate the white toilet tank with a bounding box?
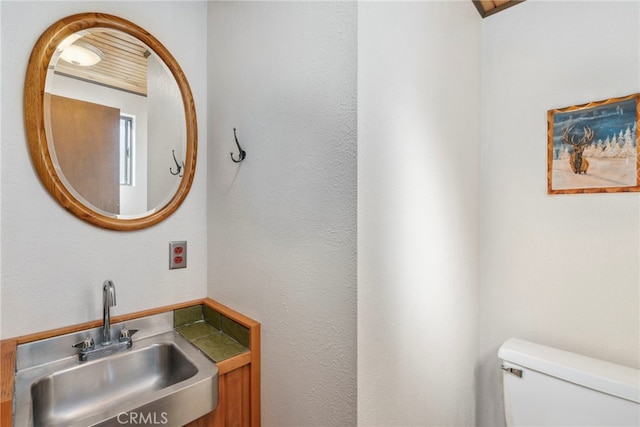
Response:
[498,338,640,426]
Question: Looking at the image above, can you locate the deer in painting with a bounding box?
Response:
[562,125,594,174]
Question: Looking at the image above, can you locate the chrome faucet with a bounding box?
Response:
[73,280,138,362]
[102,280,116,345]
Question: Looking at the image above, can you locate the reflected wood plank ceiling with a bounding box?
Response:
[54,29,149,96]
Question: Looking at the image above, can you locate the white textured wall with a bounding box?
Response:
[207,2,357,426]
[0,3,3,339]
[478,1,640,426]
[358,2,481,426]
[0,1,208,338]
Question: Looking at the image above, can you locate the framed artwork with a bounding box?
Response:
[547,93,639,194]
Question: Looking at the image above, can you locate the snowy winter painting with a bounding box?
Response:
[547,93,640,194]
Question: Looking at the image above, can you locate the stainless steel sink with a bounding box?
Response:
[14,313,218,426]
[31,342,198,425]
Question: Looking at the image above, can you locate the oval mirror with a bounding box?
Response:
[24,13,197,230]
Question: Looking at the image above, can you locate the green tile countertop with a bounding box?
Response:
[174,305,249,363]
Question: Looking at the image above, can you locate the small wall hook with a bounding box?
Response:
[230,128,246,163]
[170,149,184,177]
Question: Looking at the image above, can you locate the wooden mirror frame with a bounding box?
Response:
[24,13,197,231]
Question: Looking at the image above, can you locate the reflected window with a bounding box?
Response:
[119,115,134,186]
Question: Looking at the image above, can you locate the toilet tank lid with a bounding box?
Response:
[499,338,640,403]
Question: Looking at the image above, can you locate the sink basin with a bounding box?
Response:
[14,313,218,426]
[31,342,197,426]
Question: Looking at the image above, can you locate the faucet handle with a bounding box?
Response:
[119,327,139,342]
[72,337,95,351]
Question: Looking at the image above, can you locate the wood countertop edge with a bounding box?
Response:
[9,298,204,344]
[1,340,16,427]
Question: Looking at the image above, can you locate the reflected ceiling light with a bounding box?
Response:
[60,42,103,67]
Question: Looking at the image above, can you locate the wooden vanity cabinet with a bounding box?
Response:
[187,360,252,427]
[186,299,260,427]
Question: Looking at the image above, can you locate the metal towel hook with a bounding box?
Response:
[170,149,184,177]
[230,128,246,163]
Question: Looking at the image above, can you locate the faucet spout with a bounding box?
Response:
[102,280,116,345]
[73,280,138,362]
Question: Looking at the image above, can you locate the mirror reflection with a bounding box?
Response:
[44,28,185,218]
